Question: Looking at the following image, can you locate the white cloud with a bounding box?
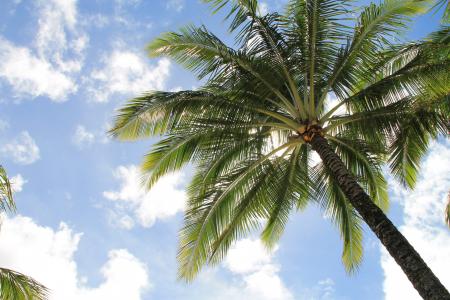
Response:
[83,14,110,28]
[170,86,183,92]
[35,0,87,74]
[72,125,95,148]
[224,239,274,274]
[259,2,269,15]
[0,214,150,300]
[316,278,335,299]
[76,249,149,300]
[1,131,40,165]
[103,165,186,228]
[35,0,77,55]
[309,151,321,167]
[223,239,293,300]
[0,38,77,101]
[115,0,141,9]
[381,140,450,299]
[89,51,171,103]
[72,123,112,148]
[117,214,135,230]
[0,0,87,102]
[112,0,146,28]
[10,174,27,193]
[166,0,185,12]
[324,93,345,119]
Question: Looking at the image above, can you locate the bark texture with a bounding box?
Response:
[310,134,449,300]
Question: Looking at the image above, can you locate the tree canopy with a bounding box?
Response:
[111,0,449,282]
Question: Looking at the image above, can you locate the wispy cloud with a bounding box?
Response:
[1,131,40,165]
[72,125,95,149]
[166,0,185,12]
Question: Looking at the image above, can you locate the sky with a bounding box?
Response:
[0,0,448,299]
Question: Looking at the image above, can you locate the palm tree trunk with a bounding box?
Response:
[310,134,449,300]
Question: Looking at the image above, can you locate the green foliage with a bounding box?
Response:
[111,0,450,281]
[431,0,450,22]
[311,162,364,273]
[0,268,48,300]
[0,166,15,213]
[0,166,49,300]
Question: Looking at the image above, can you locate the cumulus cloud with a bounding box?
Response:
[0,214,150,300]
[0,38,77,101]
[223,239,293,300]
[10,174,27,193]
[72,125,95,149]
[88,51,171,103]
[103,165,186,229]
[0,0,87,102]
[381,140,450,299]
[1,131,40,165]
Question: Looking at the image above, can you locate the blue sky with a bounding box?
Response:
[0,0,448,299]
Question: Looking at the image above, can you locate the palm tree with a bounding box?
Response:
[0,166,48,300]
[110,0,450,298]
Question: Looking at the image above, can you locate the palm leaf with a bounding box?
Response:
[312,163,364,273]
[0,167,48,299]
[0,166,15,213]
[260,145,310,248]
[178,141,297,280]
[0,268,49,300]
[326,0,430,101]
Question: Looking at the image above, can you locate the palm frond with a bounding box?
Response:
[109,91,212,140]
[178,141,297,280]
[0,267,48,300]
[431,0,450,23]
[312,163,364,273]
[202,0,259,34]
[260,145,310,248]
[206,156,289,265]
[388,109,440,188]
[327,134,389,211]
[285,0,351,117]
[0,166,15,213]
[147,25,300,117]
[327,0,430,101]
